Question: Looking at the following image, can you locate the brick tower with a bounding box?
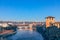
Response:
[46,16,55,28]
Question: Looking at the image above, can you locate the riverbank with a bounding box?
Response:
[0,30,16,37]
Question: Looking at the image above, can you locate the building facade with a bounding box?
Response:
[46,16,60,28]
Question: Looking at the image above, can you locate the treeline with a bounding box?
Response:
[0,25,17,32]
[36,25,60,40]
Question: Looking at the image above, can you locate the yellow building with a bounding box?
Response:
[46,16,60,28]
[54,22,60,28]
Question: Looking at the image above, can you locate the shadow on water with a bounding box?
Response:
[0,29,44,40]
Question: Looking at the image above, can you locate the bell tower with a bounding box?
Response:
[46,16,55,28]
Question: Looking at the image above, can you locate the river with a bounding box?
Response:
[0,29,44,40]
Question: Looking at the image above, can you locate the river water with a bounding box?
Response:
[0,29,44,40]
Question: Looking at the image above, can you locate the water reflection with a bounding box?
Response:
[1,29,44,40]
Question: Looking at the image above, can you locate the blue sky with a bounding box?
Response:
[0,0,60,22]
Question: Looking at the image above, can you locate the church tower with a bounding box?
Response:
[46,16,55,28]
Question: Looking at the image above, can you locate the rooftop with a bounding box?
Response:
[46,16,55,19]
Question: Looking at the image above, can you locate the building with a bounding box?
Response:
[0,16,60,29]
[46,16,60,28]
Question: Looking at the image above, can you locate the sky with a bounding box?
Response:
[0,0,60,22]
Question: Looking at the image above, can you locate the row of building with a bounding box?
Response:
[0,16,60,28]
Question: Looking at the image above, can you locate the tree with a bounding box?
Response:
[45,26,60,40]
[0,26,3,32]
